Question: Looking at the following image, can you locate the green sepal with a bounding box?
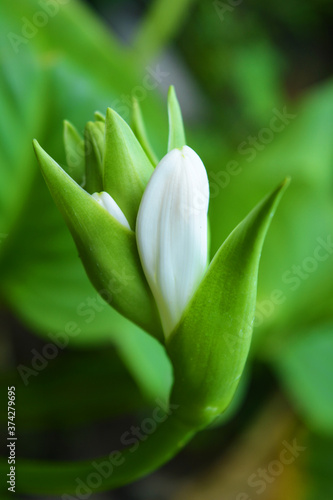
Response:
[104,108,154,229]
[167,86,186,152]
[63,120,85,186]
[131,97,158,166]
[84,120,105,194]
[33,140,163,341]
[167,179,290,427]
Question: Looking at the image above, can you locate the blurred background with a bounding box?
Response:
[1,0,333,498]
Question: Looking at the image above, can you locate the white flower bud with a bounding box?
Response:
[136,146,209,338]
[92,191,131,230]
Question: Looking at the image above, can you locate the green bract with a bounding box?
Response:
[104,108,154,229]
[84,120,105,193]
[167,178,289,427]
[33,141,163,341]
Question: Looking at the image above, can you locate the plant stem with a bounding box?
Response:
[3,414,195,495]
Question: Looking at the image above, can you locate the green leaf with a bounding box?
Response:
[104,108,154,229]
[33,140,163,341]
[63,120,85,186]
[84,120,105,194]
[0,43,45,258]
[131,97,158,166]
[167,86,186,152]
[273,325,333,435]
[167,179,290,427]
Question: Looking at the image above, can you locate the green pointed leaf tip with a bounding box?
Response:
[104,108,154,229]
[94,111,106,122]
[84,120,105,194]
[32,140,163,341]
[63,120,85,185]
[167,178,290,428]
[131,97,158,166]
[167,85,186,152]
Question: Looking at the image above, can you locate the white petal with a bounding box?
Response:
[136,145,209,338]
[92,191,131,230]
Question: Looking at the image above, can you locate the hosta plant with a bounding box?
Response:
[12,87,288,495]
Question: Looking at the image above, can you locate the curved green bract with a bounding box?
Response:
[167,179,290,427]
[3,414,194,495]
[33,140,163,341]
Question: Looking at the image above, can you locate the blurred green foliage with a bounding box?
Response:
[1,0,333,497]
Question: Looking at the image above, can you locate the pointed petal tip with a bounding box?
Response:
[92,191,131,231]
